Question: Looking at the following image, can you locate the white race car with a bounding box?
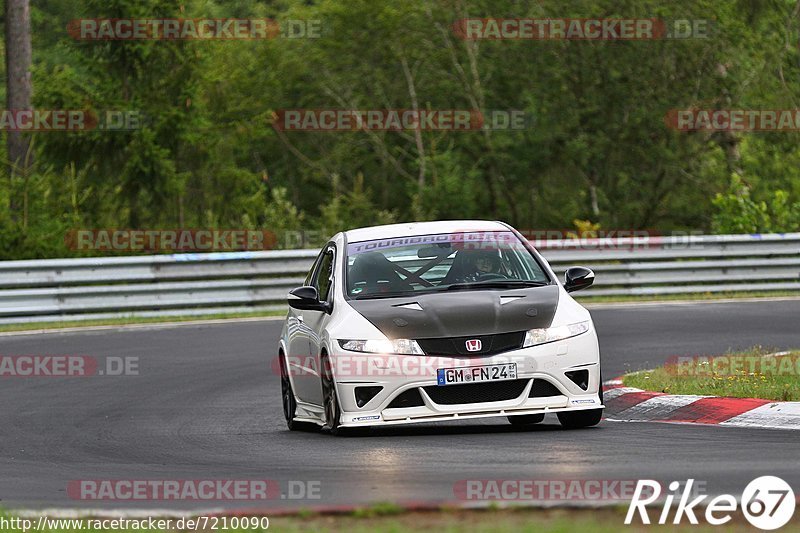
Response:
[278,220,603,434]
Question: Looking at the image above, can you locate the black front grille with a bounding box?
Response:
[423,379,529,405]
[354,386,383,408]
[529,379,562,397]
[417,331,525,357]
[565,369,590,391]
[387,388,425,408]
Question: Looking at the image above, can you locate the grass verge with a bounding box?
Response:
[622,346,800,401]
[3,506,795,532]
[0,311,285,334]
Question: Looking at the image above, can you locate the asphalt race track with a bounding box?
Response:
[1,299,799,511]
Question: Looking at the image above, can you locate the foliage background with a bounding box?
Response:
[1,0,800,259]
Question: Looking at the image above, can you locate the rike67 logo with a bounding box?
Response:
[626,477,795,530]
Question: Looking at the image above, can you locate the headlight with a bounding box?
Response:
[523,321,590,347]
[338,338,424,355]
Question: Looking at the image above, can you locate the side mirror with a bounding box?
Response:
[288,286,329,312]
[564,267,595,293]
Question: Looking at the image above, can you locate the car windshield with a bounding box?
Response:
[345,231,550,299]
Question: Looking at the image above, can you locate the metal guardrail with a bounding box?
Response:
[0,233,798,324]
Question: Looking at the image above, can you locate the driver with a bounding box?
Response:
[462,250,505,281]
[475,252,501,275]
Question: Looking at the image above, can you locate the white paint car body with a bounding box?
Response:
[278,220,603,433]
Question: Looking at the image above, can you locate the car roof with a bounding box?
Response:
[344,220,510,243]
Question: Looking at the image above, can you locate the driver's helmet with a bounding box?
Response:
[467,250,502,275]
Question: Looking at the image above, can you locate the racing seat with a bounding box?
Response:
[348,252,413,295]
[439,249,476,285]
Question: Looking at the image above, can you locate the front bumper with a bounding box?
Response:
[332,330,602,427]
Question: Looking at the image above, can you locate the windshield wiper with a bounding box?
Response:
[353,290,417,300]
[442,280,549,291]
[352,280,548,298]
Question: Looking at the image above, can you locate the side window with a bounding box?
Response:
[305,249,325,286]
[313,248,335,302]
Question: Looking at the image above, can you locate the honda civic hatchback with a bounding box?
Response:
[277,220,603,434]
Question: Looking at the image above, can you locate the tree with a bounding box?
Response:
[4,0,33,220]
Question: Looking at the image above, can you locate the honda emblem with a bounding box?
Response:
[465,339,482,352]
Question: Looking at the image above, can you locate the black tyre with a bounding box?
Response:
[557,382,604,429]
[320,354,370,437]
[507,413,545,426]
[321,353,344,435]
[556,408,602,428]
[280,353,316,432]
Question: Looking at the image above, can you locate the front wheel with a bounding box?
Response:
[557,408,602,428]
[280,353,316,432]
[320,354,370,437]
[557,382,603,429]
[321,353,344,435]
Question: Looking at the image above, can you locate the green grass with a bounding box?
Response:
[350,502,405,518]
[2,507,793,532]
[0,311,285,333]
[623,346,800,401]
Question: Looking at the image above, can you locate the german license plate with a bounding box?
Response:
[436,363,517,386]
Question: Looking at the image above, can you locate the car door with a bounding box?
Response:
[303,244,336,406]
[286,250,323,404]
